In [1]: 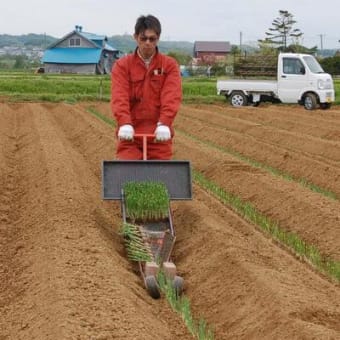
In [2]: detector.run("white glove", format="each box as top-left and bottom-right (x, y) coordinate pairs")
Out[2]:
(154, 124), (171, 141)
(118, 124), (134, 140)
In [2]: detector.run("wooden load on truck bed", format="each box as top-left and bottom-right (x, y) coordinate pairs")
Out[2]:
(233, 54), (277, 77)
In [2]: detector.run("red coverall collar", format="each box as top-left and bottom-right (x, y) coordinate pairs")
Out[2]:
(134, 46), (159, 60)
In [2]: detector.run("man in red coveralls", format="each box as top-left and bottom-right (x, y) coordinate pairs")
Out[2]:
(111, 14), (182, 160)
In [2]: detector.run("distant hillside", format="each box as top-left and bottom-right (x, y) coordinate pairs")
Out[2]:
(0, 33), (194, 55)
(0, 33), (56, 48)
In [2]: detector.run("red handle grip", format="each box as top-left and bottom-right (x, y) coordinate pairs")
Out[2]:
(133, 133), (156, 160)
(134, 133), (155, 138)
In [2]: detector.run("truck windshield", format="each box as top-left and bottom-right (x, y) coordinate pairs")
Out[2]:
(303, 56), (325, 73)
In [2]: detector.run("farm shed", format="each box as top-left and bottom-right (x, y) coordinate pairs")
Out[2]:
(42, 26), (120, 74)
(193, 41), (231, 64)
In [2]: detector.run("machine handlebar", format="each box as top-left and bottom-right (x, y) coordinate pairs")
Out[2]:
(133, 133), (156, 160)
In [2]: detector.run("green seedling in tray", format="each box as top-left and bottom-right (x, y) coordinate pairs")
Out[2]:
(123, 181), (169, 222)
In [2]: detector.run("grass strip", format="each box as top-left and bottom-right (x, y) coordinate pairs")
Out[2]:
(178, 128), (338, 201)
(158, 271), (215, 340)
(87, 107), (116, 127)
(1, 72), (340, 104)
(193, 170), (340, 283)
(0, 73), (221, 104)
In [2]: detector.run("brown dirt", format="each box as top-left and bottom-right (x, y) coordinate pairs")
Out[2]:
(0, 103), (192, 340)
(1, 102), (339, 340)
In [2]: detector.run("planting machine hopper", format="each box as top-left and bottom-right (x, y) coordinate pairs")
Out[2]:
(102, 134), (192, 298)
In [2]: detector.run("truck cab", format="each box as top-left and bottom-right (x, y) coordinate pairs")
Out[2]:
(277, 53), (334, 109)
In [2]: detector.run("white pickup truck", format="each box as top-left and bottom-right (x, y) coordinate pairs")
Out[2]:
(217, 53), (335, 110)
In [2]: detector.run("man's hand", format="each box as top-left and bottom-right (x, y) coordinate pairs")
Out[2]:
(118, 124), (134, 140)
(154, 124), (171, 141)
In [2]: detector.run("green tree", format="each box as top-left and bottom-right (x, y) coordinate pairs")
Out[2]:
(231, 45), (240, 55)
(319, 56), (340, 75)
(167, 50), (192, 65)
(259, 10), (303, 51)
(285, 44), (317, 54)
(13, 55), (27, 69)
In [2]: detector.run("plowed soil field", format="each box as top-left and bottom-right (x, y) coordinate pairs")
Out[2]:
(0, 101), (339, 340)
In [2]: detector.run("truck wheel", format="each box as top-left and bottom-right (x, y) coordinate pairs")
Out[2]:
(320, 103), (331, 110)
(304, 93), (317, 110)
(230, 91), (248, 107)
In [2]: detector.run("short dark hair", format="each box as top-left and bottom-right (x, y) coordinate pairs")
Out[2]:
(134, 15), (161, 36)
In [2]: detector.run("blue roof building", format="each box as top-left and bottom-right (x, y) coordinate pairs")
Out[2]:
(42, 25), (120, 74)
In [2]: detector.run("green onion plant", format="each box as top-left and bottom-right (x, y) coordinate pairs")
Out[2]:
(119, 222), (152, 262)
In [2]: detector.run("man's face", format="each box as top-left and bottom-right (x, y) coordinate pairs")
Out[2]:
(134, 29), (159, 59)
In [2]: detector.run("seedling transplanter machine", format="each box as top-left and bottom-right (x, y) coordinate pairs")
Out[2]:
(102, 134), (192, 299)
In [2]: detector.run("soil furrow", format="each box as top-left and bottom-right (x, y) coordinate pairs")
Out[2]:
(175, 115), (340, 197)
(184, 104), (340, 142)
(179, 108), (340, 164)
(1, 103), (69, 339)
(0, 105), (25, 338)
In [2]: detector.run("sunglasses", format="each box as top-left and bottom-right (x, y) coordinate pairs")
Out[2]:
(139, 35), (158, 42)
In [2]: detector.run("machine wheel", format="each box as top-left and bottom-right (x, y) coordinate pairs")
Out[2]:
(145, 275), (161, 299)
(172, 275), (184, 297)
(229, 91), (248, 107)
(304, 93), (318, 110)
(320, 102), (331, 110)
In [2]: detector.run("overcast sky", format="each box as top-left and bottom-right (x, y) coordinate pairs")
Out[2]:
(1, 0), (339, 49)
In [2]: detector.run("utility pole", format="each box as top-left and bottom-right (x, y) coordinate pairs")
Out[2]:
(319, 34), (324, 54)
(239, 31), (242, 53)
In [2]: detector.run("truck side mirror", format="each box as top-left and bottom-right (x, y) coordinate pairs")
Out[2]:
(300, 66), (305, 75)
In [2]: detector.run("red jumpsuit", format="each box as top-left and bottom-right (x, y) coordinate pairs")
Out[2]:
(111, 49), (182, 160)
